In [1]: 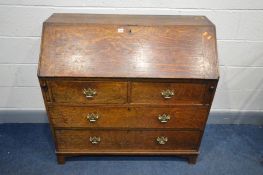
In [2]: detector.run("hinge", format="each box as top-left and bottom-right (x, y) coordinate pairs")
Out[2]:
(40, 80), (51, 102)
(40, 81), (48, 92)
(209, 85), (215, 92)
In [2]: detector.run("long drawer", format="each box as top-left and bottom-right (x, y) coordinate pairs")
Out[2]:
(55, 129), (201, 152)
(49, 106), (208, 129)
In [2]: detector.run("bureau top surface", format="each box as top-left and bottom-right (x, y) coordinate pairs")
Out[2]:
(45, 13), (214, 26)
(38, 14), (219, 79)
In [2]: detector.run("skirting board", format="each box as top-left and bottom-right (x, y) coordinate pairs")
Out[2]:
(0, 110), (262, 125)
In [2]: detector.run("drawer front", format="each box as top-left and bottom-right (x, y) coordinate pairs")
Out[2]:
(55, 130), (201, 151)
(131, 82), (206, 104)
(48, 81), (128, 104)
(49, 106), (208, 129)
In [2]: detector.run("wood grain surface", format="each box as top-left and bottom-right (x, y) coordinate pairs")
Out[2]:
(55, 129), (201, 151)
(38, 14), (219, 79)
(131, 82), (207, 105)
(38, 14), (219, 164)
(46, 14), (214, 26)
(49, 106), (208, 129)
(48, 80), (128, 104)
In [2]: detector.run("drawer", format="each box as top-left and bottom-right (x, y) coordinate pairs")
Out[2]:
(55, 129), (201, 152)
(49, 106), (208, 129)
(131, 82), (206, 104)
(48, 81), (128, 104)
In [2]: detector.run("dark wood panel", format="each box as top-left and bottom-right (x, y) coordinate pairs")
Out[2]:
(48, 80), (128, 104)
(49, 106), (208, 129)
(38, 19), (218, 79)
(46, 14), (214, 26)
(55, 129), (201, 152)
(131, 82), (206, 104)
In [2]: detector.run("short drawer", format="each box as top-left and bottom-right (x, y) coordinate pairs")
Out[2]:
(48, 81), (128, 104)
(131, 82), (207, 104)
(55, 129), (201, 152)
(49, 106), (208, 129)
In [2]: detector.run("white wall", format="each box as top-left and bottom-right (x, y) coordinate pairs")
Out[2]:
(0, 1), (263, 113)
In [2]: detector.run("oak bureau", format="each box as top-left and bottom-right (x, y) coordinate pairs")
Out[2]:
(38, 14), (219, 164)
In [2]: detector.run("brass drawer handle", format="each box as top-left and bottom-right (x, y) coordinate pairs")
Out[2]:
(161, 89), (174, 99)
(87, 113), (99, 123)
(156, 136), (168, 145)
(89, 136), (101, 144)
(158, 114), (170, 123)
(83, 88), (96, 98)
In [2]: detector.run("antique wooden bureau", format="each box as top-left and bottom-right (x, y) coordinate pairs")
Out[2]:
(38, 14), (219, 164)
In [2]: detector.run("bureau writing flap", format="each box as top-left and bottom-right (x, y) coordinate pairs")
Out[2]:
(38, 14), (219, 79)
